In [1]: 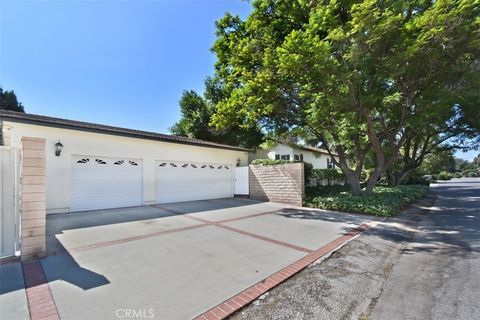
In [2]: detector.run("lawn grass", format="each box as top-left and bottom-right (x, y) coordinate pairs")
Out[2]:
(304, 185), (430, 217)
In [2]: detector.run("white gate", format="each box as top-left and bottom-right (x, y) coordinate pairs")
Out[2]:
(0, 147), (20, 257)
(234, 166), (249, 195)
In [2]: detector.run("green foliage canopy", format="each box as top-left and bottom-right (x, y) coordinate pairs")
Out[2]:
(210, 0), (479, 194)
(170, 78), (263, 149)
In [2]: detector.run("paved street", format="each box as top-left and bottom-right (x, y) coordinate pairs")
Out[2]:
(370, 178), (480, 319)
(232, 178), (480, 320)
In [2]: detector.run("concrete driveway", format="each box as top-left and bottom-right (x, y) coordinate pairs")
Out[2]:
(2, 198), (374, 320)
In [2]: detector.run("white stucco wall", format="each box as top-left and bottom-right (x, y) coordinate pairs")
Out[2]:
(250, 144), (293, 162)
(267, 144), (294, 160)
(4, 121), (248, 214)
(301, 150), (330, 168)
(251, 143), (339, 169)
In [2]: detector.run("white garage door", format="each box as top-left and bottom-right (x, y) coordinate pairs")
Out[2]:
(156, 160), (234, 203)
(71, 156), (143, 212)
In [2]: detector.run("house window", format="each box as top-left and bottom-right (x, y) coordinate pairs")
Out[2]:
(281, 154), (290, 161)
(294, 154), (304, 162)
(327, 158), (335, 169)
(275, 154), (281, 160)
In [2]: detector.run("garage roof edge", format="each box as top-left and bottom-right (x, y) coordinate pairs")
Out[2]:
(0, 110), (251, 152)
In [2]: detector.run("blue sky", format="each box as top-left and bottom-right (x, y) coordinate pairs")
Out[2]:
(0, 0), (476, 161)
(1, 0), (251, 133)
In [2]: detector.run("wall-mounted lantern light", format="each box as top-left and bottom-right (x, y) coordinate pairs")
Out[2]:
(54, 141), (63, 157)
(236, 158), (241, 167)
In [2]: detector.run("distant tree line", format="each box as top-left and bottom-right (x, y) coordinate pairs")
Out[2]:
(1, 88), (25, 112)
(1, 87), (25, 145)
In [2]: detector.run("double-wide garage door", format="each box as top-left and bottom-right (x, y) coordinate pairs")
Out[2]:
(71, 156), (143, 212)
(155, 160), (234, 203)
(71, 156), (234, 211)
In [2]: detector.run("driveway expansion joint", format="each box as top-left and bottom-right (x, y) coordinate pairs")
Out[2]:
(179, 211), (313, 253)
(194, 222), (372, 320)
(46, 222), (209, 257)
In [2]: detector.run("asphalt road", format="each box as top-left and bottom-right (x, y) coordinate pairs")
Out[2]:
(370, 178), (480, 320)
(230, 178), (479, 320)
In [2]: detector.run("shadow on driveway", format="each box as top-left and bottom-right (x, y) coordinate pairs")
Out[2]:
(41, 253), (110, 291)
(41, 198), (266, 291)
(366, 182), (480, 259)
(46, 198), (260, 254)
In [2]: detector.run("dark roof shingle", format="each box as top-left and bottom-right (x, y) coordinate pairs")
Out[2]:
(0, 110), (250, 152)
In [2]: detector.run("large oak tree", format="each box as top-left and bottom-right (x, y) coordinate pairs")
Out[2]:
(210, 0), (479, 194)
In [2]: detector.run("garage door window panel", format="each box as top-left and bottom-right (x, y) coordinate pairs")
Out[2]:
(155, 160), (233, 203)
(71, 156), (143, 212)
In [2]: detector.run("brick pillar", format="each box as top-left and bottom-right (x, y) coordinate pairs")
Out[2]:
(20, 137), (46, 261)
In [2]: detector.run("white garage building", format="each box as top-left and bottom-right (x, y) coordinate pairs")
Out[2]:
(1, 110), (249, 214)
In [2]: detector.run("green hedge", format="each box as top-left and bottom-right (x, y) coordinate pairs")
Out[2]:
(312, 168), (344, 181)
(434, 171), (453, 180)
(306, 185), (351, 197)
(401, 172), (431, 186)
(304, 185), (429, 217)
(463, 169), (480, 177)
(251, 159), (291, 165)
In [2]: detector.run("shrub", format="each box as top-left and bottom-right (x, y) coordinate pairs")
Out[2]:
(306, 185), (350, 197)
(435, 171), (453, 180)
(312, 168), (344, 181)
(304, 185), (429, 217)
(303, 162), (314, 185)
(401, 172), (430, 186)
(463, 169), (480, 177)
(251, 159), (290, 166)
(310, 168), (345, 186)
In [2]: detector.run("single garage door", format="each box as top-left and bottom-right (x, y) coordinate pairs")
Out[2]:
(71, 155), (143, 212)
(156, 160), (233, 203)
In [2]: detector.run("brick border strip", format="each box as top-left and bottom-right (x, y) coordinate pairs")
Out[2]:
(183, 213), (313, 253)
(215, 210), (281, 224)
(47, 222), (209, 257)
(194, 223), (370, 320)
(22, 261), (60, 320)
(153, 204), (281, 224)
(0, 255), (20, 265)
(155, 205), (313, 253)
(44, 207), (290, 257)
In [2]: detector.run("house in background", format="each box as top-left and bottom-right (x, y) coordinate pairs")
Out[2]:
(251, 142), (339, 169)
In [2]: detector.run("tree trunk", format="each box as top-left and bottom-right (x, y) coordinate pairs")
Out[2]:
(386, 169), (397, 187)
(344, 171), (362, 195)
(364, 168), (383, 195)
(395, 168), (415, 186)
(388, 165), (418, 187)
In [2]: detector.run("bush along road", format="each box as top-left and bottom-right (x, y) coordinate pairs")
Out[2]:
(230, 178), (480, 320)
(304, 184), (430, 216)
